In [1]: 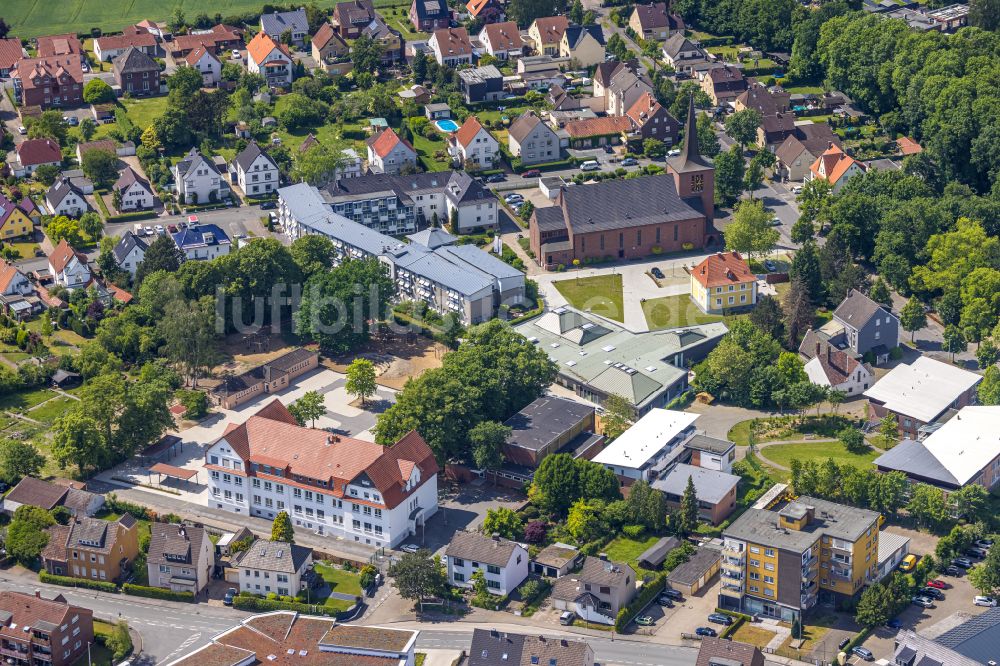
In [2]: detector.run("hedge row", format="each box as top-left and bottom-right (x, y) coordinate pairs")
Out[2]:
(106, 210), (159, 223)
(122, 583), (194, 602)
(512, 158), (578, 174)
(39, 572), (118, 593)
(232, 595), (342, 616)
(614, 572), (666, 632)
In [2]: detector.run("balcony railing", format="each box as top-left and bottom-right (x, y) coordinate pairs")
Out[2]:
(722, 582), (743, 593)
(723, 556), (744, 567)
(801, 592), (818, 609)
(722, 569), (743, 581)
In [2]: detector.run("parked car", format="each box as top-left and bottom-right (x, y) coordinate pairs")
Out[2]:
(791, 185), (803, 194)
(966, 547), (988, 558)
(974, 596), (997, 607)
(838, 637), (851, 650)
(144, 226), (154, 236)
(667, 148), (681, 157)
(63, 115), (79, 126)
(911, 596), (934, 608)
(651, 267), (665, 279)
(851, 646), (874, 661)
(922, 587), (944, 600)
(635, 616), (654, 626)
(487, 173), (506, 182)
(899, 554), (919, 572)
(232, 49), (242, 59)
(927, 579), (947, 589)
(260, 200), (277, 210)
(976, 539), (994, 548)
(695, 627), (717, 637)
(764, 259), (777, 272)
(522, 169), (541, 178)
(400, 543), (420, 553)
(504, 193), (523, 203)
(155, 224), (165, 235)
(945, 565), (964, 576)
(661, 589), (683, 600)
(17, 126), (26, 135)
(770, 216), (782, 226)
(952, 557), (974, 568)
(167, 224), (178, 233)
(708, 613), (733, 626)
(580, 160), (601, 171)
(603, 145), (614, 154)
(886, 618), (903, 629)
(559, 611), (575, 625)
(656, 595), (674, 607)
(621, 157), (639, 166)
(223, 588), (237, 606)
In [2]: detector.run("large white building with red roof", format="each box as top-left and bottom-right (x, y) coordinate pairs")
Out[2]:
(204, 399), (439, 548)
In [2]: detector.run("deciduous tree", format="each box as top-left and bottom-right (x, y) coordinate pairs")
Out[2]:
(345, 358), (377, 407)
(469, 420), (509, 477)
(271, 510), (295, 542)
(725, 199), (779, 261)
(724, 109), (762, 151)
(0, 439), (45, 485)
(290, 390), (326, 428)
(899, 298), (927, 342)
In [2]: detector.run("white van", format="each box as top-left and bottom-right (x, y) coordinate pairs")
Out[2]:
(580, 160), (600, 171)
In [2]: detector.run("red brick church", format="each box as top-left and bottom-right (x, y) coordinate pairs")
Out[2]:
(529, 95), (715, 269)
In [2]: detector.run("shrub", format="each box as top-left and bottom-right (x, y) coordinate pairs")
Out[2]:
(523, 520), (548, 543)
(122, 584), (194, 602)
(622, 525), (645, 539)
(233, 595), (348, 617)
(39, 572), (117, 592)
(105, 494), (151, 521)
(615, 572), (666, 632)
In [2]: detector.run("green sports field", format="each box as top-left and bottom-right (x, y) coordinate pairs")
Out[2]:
(6, 0), (407, 39)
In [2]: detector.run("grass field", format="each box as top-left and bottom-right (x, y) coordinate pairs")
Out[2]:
(761, 440), (880, 471)
(641, 293), (747, 330)
(731, 622), (777, 648)
(552, 274), (624, 322)
(604, 534), (661, 575)
(0, 387), (57, 412)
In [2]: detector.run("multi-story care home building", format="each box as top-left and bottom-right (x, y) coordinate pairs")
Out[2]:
(0, 591), (94, 666)
(204, 399), (439, 549)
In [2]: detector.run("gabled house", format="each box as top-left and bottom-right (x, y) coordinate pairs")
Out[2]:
(366, 127), (417, 175)
(112, 47), (161, 97)
(410, 0), (451, 33)
(479, 22), (523, 60)
(13, 138), (61, 176)
(0, 194), (36, 239)
(112, 230), (148, 276)
(311, 23), (351, 74)
(247, 32), (293, 88)
(11, 55), (83, 108)
(551, 556), (636, 625)
(2, 476), (103, 517)
(94, 25), (157, 62)
(561, 115), (631, 149)
(689, 251), (756, 314)
(230, 141), (280, 197)
(429, 27), (473, 66)
(807, 143), (866, 193)
(466, 0), (505, 24)
(468, 630), (594, 666)
(603, 65), (654, 117)
(332, 0), (377, 39)
(624, 92), (679, 146)
(183, 46), (222, 87)
(0, 591), (94, 666)
(449, 116), (499, 170)
(165, 25), (243, 62)
(802, 338), (874, 396)
(560, 24), (605, 68)
(146, 523), (214, 594)
(172, 223), (232, 261)
(529, 16), (569, 56)
(42, 514), (140, 583)
(233, 539), (313, 596)
(458, 65), (504, 103)
(628, 2), (683, 41)
(48, 239), (91, 290)
(445, 531), (529, 596)
(829, 289), (900, 363)
(45, 178), (90, 218)
(0, 260), (37, 320)
(0, 261), (32, 297)
(0, 38), (25, 78)
(774, 124), (841, 182)
(113, 166), (156, 211)
(699, 64), (746, 106)
(661, 33), (708, 73)
(209, 348), (319, 409)
(734, 82), (793, 147)
(361, 17), (404, 65)
(172, 148), (227, 205)
(696, 638), (765, 666)
(260, 8), (309, 46)
(36, 33), (84, 62)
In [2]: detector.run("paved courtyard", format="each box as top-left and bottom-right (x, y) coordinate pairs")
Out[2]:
(94, 367), (396, 506)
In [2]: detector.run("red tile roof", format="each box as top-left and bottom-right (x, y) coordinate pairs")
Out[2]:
(217, 399), (438, 510)
(16, 138), (62, 167)
(12, 56), (83, 98)
(95, 27), (156, 53)
(185, 45), (219, 66)
(0, 591), (80, 641)
(48, 239), (87, 275)
(36, 33), (82, 57)
(482, 22), (523, 51)
(432, 27), (472, 55)
(0, 260), (26, 293)
(896, 136), (922, 155)
(809, 143), (865, 185)
(532, 16), (569, 43)
(0, 38), (24, 71)
(365, 127), (414, 159)
(247, 31), (290, 66)
(562, 115), (631, 138)
(169, 25), (242, 55)
(691, 251), (755, 289)
(624, 92), (662, 128)
(454, 115), (487, 147)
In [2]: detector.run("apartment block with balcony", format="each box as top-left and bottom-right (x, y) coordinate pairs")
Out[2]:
(0, 591), (94, 666)
(719, 496), (881, 623)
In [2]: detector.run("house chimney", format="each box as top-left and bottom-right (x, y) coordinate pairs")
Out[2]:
(827, 344), (832, 365)
(598, 552), (608, 561)
(815, 342), (820, 358)
(34, 590), (41, 598)
(492, 532), (500, 545)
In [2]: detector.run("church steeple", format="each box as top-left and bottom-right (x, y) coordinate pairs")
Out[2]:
(669, 94), (712, 172)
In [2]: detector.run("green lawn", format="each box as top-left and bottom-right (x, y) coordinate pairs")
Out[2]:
(552, 274), (624, 322)
(0, 387), (57, 412)
(27, 396), (76, 425)
(411, 132), (452, 172)
(761, 440), (880, 471)
(641, 293), (748, 330)
(306, 562), (363, 609)
(604, 534), (662, 575)
(1, 241), (41, 259)
(6, 0), (347, 39)
(783, 84), (826, 95)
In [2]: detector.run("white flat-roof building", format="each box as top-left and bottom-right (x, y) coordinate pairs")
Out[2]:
(592, 409), (698, 481)
(864, 356), (982, 439)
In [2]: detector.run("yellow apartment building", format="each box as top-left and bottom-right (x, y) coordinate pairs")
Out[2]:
(718, 496), (880, 623)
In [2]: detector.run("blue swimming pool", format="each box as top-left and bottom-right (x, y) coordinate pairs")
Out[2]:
(435, 119), (460, 132)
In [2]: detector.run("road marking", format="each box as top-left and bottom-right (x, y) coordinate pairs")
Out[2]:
(157, 632), (202, 665)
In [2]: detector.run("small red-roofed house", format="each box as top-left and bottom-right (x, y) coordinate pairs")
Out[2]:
(689, 251), (757, 314)
(448, 116), (499, 170)
(365, 127), (416, 174)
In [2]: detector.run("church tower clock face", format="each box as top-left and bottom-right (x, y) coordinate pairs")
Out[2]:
(691, 174), (704, 193)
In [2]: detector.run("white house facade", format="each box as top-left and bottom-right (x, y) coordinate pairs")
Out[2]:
(172, 149), (226, 205)
(204, 399), (440, 549)
(445, 532), (529, 596)
(231, 142), (280, 197)
(234, 539), (313, 597)
(112, 231), (148, 276)
(113, 167), (155, 211)
(48, 240), (91, 290)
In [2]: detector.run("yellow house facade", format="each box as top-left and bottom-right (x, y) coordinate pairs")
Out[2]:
(689, 251), (757, 314)
(0, 197), (35, 240)
(719, 496), (881, 623)
(559, 25), (606, 68)
(529, 16), (568, 56)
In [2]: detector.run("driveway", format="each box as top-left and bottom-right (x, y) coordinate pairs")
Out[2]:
(409, 482), (527, 556)
(652, 578), (724, 643)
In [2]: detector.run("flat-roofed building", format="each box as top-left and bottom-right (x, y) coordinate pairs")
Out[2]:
(593, 409), (698, 482)
(501, 395), (602, 471)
